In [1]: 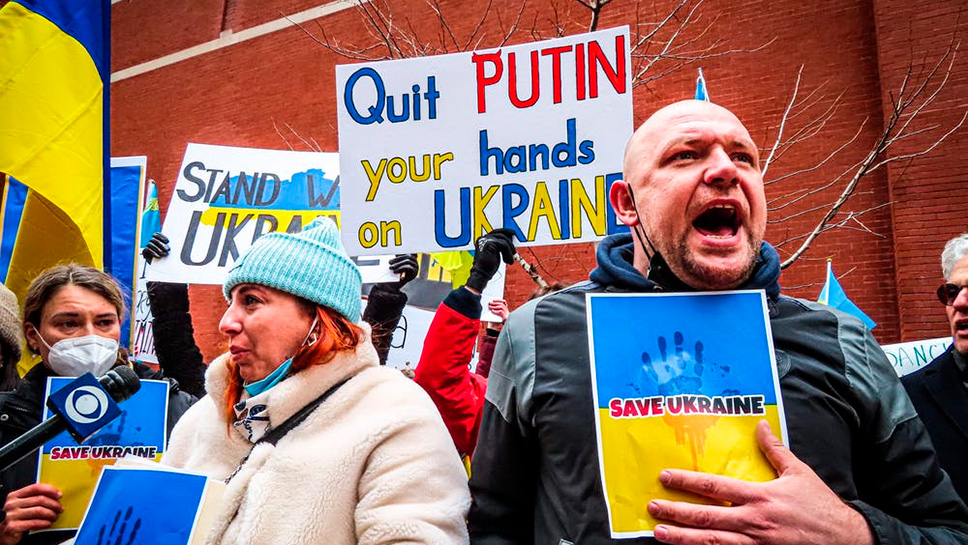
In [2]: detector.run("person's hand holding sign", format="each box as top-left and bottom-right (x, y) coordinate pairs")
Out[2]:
(0, 483), (62, 545)
(388, 254), (419, 290)
(140, 232), (170, 264)
(466, 228), (516, 294)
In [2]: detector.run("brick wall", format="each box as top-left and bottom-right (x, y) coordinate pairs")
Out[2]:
(110, 0), (967, 360)
(872, 0), (968, 341)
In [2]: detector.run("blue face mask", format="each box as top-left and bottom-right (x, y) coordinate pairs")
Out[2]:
(244, 358), (293, 397)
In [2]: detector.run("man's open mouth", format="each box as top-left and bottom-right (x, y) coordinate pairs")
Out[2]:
(693, 204), (740, 238)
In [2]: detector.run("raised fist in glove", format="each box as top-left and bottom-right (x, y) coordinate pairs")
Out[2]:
(141, 232), (170, 263)
(466, 228), (516, 292)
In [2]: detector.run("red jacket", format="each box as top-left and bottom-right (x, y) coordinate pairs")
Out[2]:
(415, 287), (489, 456)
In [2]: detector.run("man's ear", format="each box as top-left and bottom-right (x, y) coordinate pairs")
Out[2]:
(609, 180), (639, 226)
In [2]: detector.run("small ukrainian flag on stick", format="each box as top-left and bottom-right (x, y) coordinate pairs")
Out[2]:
(818, 259), (876, 330)
(695, 68), (710, 101)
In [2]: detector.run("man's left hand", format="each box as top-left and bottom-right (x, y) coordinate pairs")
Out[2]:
(648, 420), (874, 545)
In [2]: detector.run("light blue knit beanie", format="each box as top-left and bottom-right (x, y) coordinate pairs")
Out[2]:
(223, 217), (362, 322)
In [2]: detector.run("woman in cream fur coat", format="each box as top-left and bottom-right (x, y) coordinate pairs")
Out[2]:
(163, 218), (469, 545)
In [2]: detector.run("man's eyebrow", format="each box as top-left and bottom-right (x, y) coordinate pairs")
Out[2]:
(50, 310), (118, 320)
(729, 139), (757, 150)
(656, 136), (705, 154)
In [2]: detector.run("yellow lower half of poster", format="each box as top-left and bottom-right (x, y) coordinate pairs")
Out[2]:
(38, 453), (163, 530)
(598, 407), (783, 535)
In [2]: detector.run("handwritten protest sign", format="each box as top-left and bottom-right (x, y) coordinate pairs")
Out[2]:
(880, 336), (951, 376)
(131, 175), (159, 364)
(586, 291), (787, 538)
(336, 27), (633, 255)
(36, 378), (169, 532)
(146, 143), (395, 285)
(109, 156), (149, 353)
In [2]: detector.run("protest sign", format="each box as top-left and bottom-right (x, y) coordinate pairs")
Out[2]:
(586, 291), (787, 538)
(131, 177), (159, 364)
(74, 465), (223, 545)
(108, 156), (148, 351)
(369, 254), (506, 370)
(880, 336), (952, 376)
(335, 27), (633, 255)
(35, 378), (169, 532)
(146, 143), (395, 285)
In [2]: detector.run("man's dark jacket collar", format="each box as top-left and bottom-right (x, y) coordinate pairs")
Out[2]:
(590, 233), (782, 301)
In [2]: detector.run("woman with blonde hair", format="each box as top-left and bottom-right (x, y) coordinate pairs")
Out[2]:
(163, 217), (469, 544)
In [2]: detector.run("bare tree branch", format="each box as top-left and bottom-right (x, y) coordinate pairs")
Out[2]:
(763, 42), (963, 269)
(762, 65), (803, 179)
(287, 0), (526, 61)
(271, 118), (295, 151)
(571, 0), (616, 32)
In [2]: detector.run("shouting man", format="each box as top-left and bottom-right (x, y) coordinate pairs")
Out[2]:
(468, 100), (968, 544)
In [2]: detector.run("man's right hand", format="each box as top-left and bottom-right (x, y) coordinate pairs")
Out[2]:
(466, 228), (516, 293)
(0, 483), (63, 545)
(141, 232), (170, 263)
(647, 421), (875, 545)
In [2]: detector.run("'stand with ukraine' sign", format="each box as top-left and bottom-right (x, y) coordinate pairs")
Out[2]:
(586, 291), (787, 538)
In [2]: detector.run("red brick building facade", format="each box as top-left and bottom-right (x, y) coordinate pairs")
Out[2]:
(109, 0), (966, 361)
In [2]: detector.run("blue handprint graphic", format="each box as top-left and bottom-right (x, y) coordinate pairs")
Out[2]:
(97, 506), (141, 545)
(639, 331), (731, 397)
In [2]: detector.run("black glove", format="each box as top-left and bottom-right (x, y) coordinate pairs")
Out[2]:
(388, 254), (418, 289)
(466, 228), (516, 292)
(141, 232), (170, 263)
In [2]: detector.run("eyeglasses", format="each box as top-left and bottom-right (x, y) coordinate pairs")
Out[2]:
(936, 282), (968, 306)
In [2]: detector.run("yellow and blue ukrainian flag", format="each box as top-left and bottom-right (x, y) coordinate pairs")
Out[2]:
(0, 0), (110, 373)
(818, 259), (877, 330)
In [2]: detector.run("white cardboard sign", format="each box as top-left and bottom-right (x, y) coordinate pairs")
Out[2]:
(335, 27), (634, 255)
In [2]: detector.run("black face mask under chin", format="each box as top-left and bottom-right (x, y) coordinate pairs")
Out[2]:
(624, 182), (662, 269)
(645, 252), (699, 293)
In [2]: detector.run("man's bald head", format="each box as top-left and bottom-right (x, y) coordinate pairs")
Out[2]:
(623, 100), (755, 183)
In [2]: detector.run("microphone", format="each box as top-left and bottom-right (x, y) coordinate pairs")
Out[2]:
(0, 367), (141, 471)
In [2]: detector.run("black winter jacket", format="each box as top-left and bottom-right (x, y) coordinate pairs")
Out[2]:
(901, 346), (968, 502)
(468, 233), (968, 545)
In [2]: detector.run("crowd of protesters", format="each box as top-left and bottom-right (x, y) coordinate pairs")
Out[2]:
(0, 100), (965, 544)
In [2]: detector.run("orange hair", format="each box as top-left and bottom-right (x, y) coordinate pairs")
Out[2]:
(223, 305), (363, 427)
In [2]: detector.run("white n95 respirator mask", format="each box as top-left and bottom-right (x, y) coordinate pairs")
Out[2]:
(37, 332), (119, 377)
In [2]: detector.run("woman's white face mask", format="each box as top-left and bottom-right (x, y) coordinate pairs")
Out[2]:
(35, 330), (118, 377)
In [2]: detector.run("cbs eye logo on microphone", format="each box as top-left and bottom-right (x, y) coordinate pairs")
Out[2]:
(47, 373), (122, 443)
